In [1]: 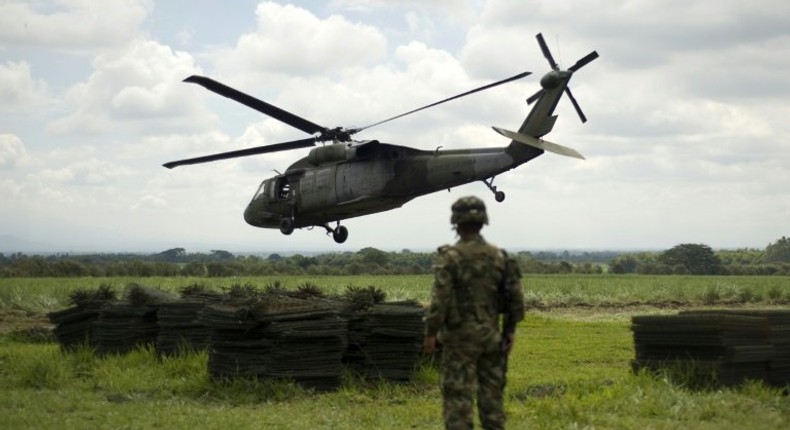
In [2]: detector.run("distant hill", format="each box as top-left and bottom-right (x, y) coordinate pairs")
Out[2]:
(0, 235), (51, 254)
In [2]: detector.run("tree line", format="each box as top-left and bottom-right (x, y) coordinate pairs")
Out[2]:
(1, 237), (789, 278)
(609, 240), (790, 275)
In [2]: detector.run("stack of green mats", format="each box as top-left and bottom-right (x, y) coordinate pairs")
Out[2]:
(47, 304), (103, 351)
(47, 287), (117, 351)
(680, 310), (790, 387)
(94, 302), (159, 355)
(257, 307), (348, 391)
(344, 301), (424, 381)
(90, 285), (177, 356)
(632, 313), (773, 386)
(156, 299), (213, 356)
(201, 297), (350, 392)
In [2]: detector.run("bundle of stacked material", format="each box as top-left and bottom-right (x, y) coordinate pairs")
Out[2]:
(155, 284), (224, 356)
(94, 303), (159, 355)
(155, 299), (213, 356)
(47, 286), (117, 351)
(345, 301), (425, 381)
(202, 295), (350, 391)
(632, 313), (774, 386)
(256, 301), (349, 391)
(680, 309), (790, 387)
(93, 285), (175, 355)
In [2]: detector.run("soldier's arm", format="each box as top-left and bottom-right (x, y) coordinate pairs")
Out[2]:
(506, 256), (525, 328)
(424, 248), (454, 338)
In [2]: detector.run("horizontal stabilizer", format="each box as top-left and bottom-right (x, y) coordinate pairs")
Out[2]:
(492, 126), (585, 160)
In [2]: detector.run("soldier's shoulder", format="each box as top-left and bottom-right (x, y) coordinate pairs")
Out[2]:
(436, 244), (461, 263)
(436, 244), (452, 254)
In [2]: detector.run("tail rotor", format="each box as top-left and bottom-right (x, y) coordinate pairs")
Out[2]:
(527, 33), (598, 123)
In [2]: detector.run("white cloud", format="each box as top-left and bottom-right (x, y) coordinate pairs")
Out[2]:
(37, 158), (134, 186)
(0, 134), (30, 168)
(213, 2), (387, 83)
(0, 62), (49, 112)
(0, 178), (24, 198)
(331, 0), (477, 18)
(132, 194), (168, 211)
(0, 0), (151, 49)
(47, 38), (212, 136)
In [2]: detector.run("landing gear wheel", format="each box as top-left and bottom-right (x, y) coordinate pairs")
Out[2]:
(279, 218), (294, 235)
(483, 177), (506, 203)
(332, 226), (349, 244)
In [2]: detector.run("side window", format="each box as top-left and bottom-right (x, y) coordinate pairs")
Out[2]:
(276, 177), (291, 200)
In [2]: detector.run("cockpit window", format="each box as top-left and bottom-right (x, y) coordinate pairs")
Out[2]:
(253, 180), (268, 200)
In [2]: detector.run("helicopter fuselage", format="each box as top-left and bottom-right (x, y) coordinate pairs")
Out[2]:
(243, 140), (539, 230)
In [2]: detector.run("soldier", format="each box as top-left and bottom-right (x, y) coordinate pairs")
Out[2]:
(423, 196), (525, 430)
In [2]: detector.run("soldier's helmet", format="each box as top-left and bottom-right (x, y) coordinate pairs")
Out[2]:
(450, 196), (488, 225)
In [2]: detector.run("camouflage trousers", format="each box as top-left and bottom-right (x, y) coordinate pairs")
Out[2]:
(440, 341), (506, 430)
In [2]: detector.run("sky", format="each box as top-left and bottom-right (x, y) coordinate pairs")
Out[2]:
(1, 0), (789, 254)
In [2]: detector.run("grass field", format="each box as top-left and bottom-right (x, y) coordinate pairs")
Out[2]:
(1, 275), (789, 429)
(2, 274), (789, 313)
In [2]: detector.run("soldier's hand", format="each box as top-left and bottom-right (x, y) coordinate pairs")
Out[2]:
(503, 332), (516, 354)
(423, 336), (438, 354)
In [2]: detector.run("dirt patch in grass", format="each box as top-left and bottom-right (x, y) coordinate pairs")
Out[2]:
(0, 309), (53, 334)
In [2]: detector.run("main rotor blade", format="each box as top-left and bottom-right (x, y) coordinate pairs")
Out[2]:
(184, 75), (328, 135)
(536, 33), (558, 70)
(564, 87), (587, 123)
(568, 51), (599, 72)
(355, 71), (531, 132)
(162, 137), (317, 169)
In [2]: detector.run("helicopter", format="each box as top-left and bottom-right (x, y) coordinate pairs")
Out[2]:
(164, 33), (598, 244)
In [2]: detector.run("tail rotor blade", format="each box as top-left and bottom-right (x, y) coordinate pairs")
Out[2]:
(536, 33), (558, 70)
(568, 51), (599, 72)
(564, 87), (587, 123)
(526, 89), (543, 105)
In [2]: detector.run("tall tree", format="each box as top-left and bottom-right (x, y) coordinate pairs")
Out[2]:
(659, 243), (722, 275)
(763, 236), (790, 263)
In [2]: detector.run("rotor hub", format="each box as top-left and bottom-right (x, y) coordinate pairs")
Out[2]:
(540, 71), (564, 90)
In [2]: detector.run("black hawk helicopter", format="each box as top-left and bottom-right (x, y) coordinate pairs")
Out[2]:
(164, 33), (598, 243)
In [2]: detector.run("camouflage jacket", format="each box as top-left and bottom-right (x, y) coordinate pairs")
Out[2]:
(424, 233), (525, 348)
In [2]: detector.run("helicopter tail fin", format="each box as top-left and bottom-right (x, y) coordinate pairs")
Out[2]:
(494, 126), (584, 160)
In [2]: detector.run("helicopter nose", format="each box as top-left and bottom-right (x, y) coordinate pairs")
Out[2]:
(244, 201), (277, 227)
(243, 205), (258, 226)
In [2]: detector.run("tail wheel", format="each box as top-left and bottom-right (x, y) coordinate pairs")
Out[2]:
(495, 191), (506, 202)
(279, 217), (294, 235)
(332, 226), (348, 243)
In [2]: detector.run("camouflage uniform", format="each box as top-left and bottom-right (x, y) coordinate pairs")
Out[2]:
(424, 196), (525, 430)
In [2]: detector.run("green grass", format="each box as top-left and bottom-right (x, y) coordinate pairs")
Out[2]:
(1, 275), (788, 313)
(0, 275), (432, 313)
(2, 312), (789, 429)
(1, 275), (789, 428)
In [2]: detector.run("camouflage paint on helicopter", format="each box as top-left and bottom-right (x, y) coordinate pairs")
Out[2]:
(165, 33), (598, 243)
